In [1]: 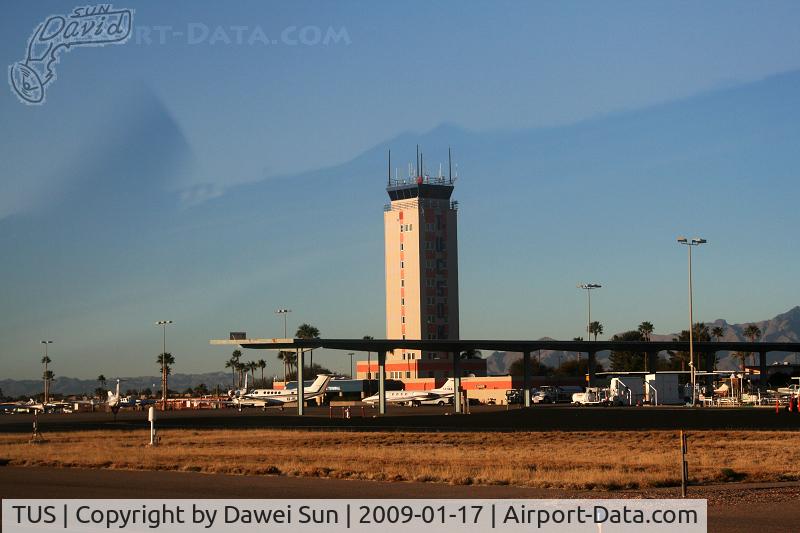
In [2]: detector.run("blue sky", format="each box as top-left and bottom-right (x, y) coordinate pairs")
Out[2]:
(1, 1), (800, 380)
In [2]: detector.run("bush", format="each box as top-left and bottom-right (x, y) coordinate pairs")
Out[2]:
(720, 468), (746, 482)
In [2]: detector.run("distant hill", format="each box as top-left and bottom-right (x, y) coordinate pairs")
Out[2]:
(0, 371), (232, 399)
(487, 306), (800, 375)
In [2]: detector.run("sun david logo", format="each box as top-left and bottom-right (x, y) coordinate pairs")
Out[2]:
(9, 4), (134, 105)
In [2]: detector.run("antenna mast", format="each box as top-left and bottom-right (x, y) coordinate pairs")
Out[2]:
(388, 149), (391, 186)
(416, 144), (420, 178)
(448, 146), (452, 184)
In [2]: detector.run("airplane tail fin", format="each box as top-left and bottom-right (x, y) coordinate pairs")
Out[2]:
(306, 374), (332, 394)
(436, 378), (455, 392)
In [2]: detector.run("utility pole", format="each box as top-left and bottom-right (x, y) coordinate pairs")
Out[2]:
(275, 309), (292, 338)
(678, 237), (707, 406)
(577, 283), (601, 340)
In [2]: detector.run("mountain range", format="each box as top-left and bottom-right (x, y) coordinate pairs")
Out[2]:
(486, 306), (800, 375)
(0, 372), (234, 399)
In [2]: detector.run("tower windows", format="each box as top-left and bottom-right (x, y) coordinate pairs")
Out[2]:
(436, 280), (447, 296)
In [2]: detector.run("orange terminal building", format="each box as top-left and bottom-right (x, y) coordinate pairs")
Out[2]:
(356, 148), (487, 385)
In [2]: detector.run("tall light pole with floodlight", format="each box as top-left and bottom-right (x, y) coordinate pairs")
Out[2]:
(677, 236), (707, 406)
(348, 352), (355, 378)
(40, 340), (53, 403)
(577, 283), (602, 341)
(275, 309), (292, 338)
(155, 320), (173, 410)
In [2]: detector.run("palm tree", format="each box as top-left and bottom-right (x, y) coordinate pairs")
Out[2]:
(247, 361), (257, 383)
(284, 351), (297, 379)
(743, 324), (762, 366)
(277, 351), (292, 382)
(296, 323), (320, 371)
(460, 349), (482, 359)
(230, 349), (242, 387)
(734, 351), (748, 372)
(42, 370), (55, 400)
(156, 352), (175, 408)
(711, 326), (726, 342)
(571, 337), (583, 364)
(638, 321), (654, 342)
(224, 358), (237, 388)
(635, 322), (655, 370)
(257, 359), (266, 385)
(589, 321), (603, 341)
(743, 324), (762, 343)
(234, 361), (246, 387)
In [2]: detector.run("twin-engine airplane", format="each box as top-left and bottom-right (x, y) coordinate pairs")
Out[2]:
(232, 374), (332, 410)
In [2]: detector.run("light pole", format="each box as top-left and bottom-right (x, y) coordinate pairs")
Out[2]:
(577, 283), (601, 341)
(677, 236), (707, 406)
(40, 340), (53, 403)
(275, 309), (292, 338)
(348, 353), (355, 379)
(155, 320), (173, 410)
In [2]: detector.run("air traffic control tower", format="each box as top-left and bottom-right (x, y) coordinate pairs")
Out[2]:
(379, 148), (486, 381)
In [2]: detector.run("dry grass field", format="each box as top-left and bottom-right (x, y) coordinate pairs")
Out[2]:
(2, 429), (799, 490)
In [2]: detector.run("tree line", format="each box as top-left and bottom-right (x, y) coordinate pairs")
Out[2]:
(507, 320), (766, 376)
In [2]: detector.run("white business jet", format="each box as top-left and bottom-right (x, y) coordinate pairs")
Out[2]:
(362, 378), (455, 406)
(233, 374), (332, 410)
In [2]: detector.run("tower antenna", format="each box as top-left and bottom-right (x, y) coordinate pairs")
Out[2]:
(416, 144), (420, 178)
(448, 146), (452, 184)
(388, 149), (391, 186)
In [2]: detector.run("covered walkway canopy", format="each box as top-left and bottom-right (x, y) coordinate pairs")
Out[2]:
(210, 337), (800, 414)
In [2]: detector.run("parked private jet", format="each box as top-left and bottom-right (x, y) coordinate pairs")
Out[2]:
(106, 379), (135, 413)
(9, 399), (70, 414)
(362, 378), (455, 406)
(233, 374), (332, 410)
